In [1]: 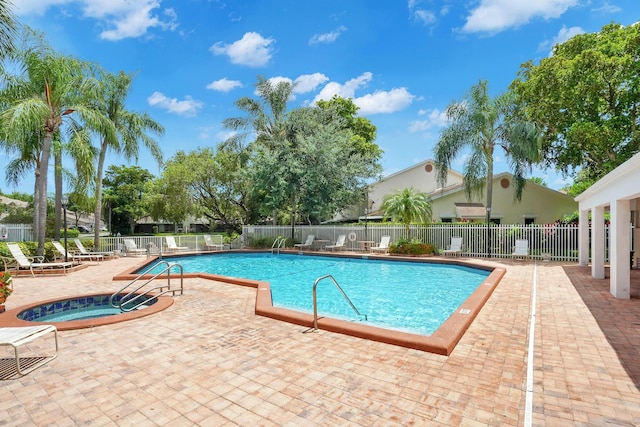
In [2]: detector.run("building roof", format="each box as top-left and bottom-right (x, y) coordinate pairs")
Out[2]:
(454, 202), (486, 218)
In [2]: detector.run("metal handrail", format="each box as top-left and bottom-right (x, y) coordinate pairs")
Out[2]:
(110, 261), (183, 312)
(312, 274), (366, 330)
(271, 236), (286, 254)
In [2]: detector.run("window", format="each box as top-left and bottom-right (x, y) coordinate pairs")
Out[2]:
(440, 218), (452, 223)
(524, 217), (535, 225)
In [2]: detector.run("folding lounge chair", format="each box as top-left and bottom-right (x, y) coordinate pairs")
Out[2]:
(443, 237), (463, 256)
(73, 238), (115, 258)
(0, 325), (58, 376)
(294, 235), (315, 250)
(512, 239), (530, 260)
(6, 243), (73, 276)
(52, 241), (103, 264)
(203, 234), (224, 251)
(165, 236), (189, 252)
(325, 235), (347, 251)
(123, 239), (147, 257)
(371, 236), (391, 253)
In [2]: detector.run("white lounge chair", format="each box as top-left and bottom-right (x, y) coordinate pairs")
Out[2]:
(123, 239), (147, 257)
(512, 239), (530, 259)
(443, 237), (463, 256)
(371, 236), (391, 253)
(165, 236), (189, 252)
(6, 243), (73, 276)
(0, 325), (58, 376)
(294, 235), (315, 250)
(73, 238), (115, 258)
(325, 235), (347, 251)
(52, 241), (103, 264)
(203, 234), (224, 251)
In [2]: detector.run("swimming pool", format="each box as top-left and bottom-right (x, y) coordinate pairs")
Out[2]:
(142, 253), (489, 336)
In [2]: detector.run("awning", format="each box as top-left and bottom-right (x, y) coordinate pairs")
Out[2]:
(454, 203), (487, 218)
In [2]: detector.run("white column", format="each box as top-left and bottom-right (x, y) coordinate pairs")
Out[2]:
(578, 209), (590, 266)
(591, 205), (605, 279)
(610, 199), (631, 299)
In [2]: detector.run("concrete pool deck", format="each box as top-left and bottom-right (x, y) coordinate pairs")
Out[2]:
(1, 254), (639, 425)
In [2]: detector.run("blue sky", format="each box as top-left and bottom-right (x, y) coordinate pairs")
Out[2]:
(3, 0), (639, 195)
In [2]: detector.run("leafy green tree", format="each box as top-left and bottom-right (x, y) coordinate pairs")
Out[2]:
(434, 80), (541, 223)
(0, 28), (110, 254)
(0, 0), (16, 57)
(89, 69), (163, 247)
(528, 177), (547, 186)
(380, 187), (432, 237)
(102, 165), (154, 235)
(510, 23), (640, 181)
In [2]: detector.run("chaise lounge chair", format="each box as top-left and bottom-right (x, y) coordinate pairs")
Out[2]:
(123, 239), (147, 257)
(443, 237), (463, 256)
(73, 238), (115, 258)
(5, 243), (73, 276)
(294, 235), (315, 250)
(165, 236), (189, 252)
(512, 239), (530, 260)
(52, 241), (103, 264)
(371, 236), (391, 253)
(0, 325), (58, 376)
(203, 234), (224, 251)
(325, 235), (347, 251)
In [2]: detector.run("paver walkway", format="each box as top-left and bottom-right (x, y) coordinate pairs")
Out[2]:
(1, 255), (639, 426)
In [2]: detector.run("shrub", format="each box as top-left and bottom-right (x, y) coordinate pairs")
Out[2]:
(389, 238), (436, 256)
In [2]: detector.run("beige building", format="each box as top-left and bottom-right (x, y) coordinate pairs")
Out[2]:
(363, 160), (577, 225)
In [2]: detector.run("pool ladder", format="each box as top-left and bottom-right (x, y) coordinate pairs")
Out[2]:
(110, 261), (184, 312)
(312, 274), (367, 330)
(271, 236), (287, 254)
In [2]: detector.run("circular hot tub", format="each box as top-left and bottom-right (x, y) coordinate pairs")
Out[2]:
(0, 293), (173, 331)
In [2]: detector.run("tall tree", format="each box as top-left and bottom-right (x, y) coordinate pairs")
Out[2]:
(0, 0), (16, 58)
(102, 165), (154, 235)
(0, 28), (110, 254)
(380, 187), (432, 237)
(510, 23), (640, 181)
(89, 69), (163, 248)
(434, 80), (541, 224)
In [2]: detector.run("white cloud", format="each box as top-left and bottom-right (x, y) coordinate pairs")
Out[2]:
(592, 1), (621, 14)
(206, 78), (243, 92)
(309, 25), (347, 45)
(354, 88), (414, 115)
(461, 0), (578, 34)
(15, 0), (178, 40)
(147, 91), (203, 117)
(293, 73), (329, 93)
(313, 72), (373, 103)
(216, 130), (238, 142)
(408, 0), (437, 25)
(539, 25), (585, 55)
(210, 32), (275, 67)
(409, 109), (448, 132)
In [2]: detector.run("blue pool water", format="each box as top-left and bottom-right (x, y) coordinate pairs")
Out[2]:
(145, 253), (489, 335)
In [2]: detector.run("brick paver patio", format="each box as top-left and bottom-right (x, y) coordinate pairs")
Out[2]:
(1, 255), (639, 426)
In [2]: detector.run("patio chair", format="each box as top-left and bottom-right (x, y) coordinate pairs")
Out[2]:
(511, 239), (530, 260)
(0, 325), (58, 376)
(165, 236), (189, 252)
(52, 241), (103, 264)
(371, 236), (391, 253)
(203, 234), (224, 251)
(123, 239), (147, 257)
(294, 235), (315, 250)
(443, 237), (463, 256)
(325, 235), (347, 251)
(73, 238), (115, 258)
(6, 243), (73, 276)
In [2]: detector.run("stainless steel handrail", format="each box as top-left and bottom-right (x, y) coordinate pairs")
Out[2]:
(271, 236), (286, 254)
(110, 261), (183, 312)
(312, 274), (366, 330)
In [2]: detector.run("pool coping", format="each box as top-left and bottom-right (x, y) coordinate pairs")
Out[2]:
(0, 293), (174, 331)
(113, 250), (506, 355)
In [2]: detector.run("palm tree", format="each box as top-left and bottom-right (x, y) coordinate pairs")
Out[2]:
(90, 69), (163, 246)
(0, 0), (16, 58)
(434, 80), (541, 224)
(381, 187), (432, 237)
(0, 28), (110, 255)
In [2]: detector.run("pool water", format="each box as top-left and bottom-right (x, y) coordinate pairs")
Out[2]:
(146, 253), (489, 336)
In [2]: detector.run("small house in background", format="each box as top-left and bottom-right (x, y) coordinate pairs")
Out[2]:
(357, 159), (577, 225)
